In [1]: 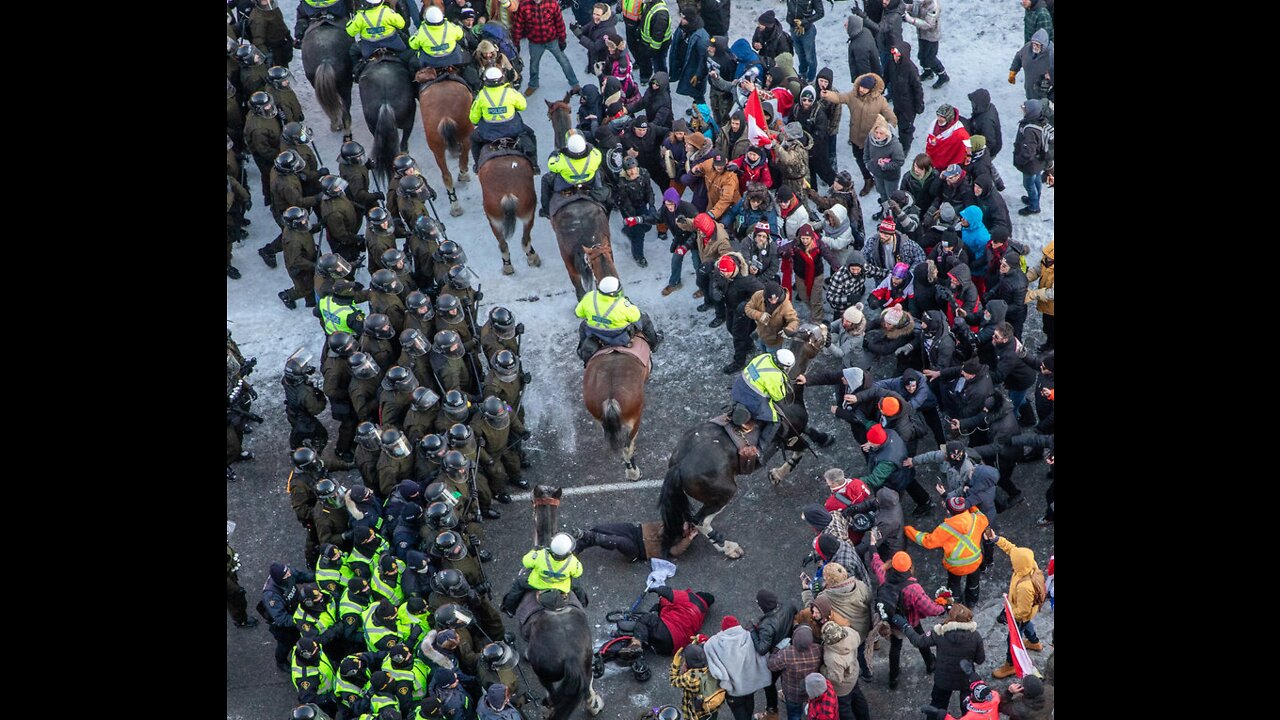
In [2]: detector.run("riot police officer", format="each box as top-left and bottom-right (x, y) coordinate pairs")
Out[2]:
(347, 352), (384, 424)
(284, 351), (330, 454)
(278, 206), (322, 309)
(317, 174), (363, 263)
(376, 428), (415, 499)
(321, 331), (361, 464)
(378, 366), (418, 429)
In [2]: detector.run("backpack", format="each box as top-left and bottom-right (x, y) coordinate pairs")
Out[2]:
(1026, 123), (1054, 164)
(695, 669), (727, 714)
(478, 24), (519, 65)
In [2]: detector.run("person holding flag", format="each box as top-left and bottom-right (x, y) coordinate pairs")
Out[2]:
(983, 527), (1047, 679)
(740, 86), (775, 153)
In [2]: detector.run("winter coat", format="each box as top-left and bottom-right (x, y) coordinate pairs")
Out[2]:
(868, 0), (907, 54)
(925, 117), (970, 175)
(703, 625), (775, 697)
(864, 117), (905, 183)
(700, 0), (732, 37)
(984, 264), (1029, 327)
(1024, 239), (1054, 315)
(658, 588), (711, 652)
(740, 234), (783, 281)
(750, 601), (799, 655)
(872, 486), (906, 558)
(792, 236), (827, 297)
(773, 132), (814, 190)
(510, 0), (567, 45)
(1023, 0), (1054, 43)
(627, 71), (674, 129)
(835, 73), (897, 148)
(935, 362), (994, 419)
(996, 536), (1045, 623)
(866, 231), (925, 276)
(815, 575), (873, 639)
(958, 206), (990, 268)
(694, 157), (742, 219)
(887, 39), (925, 117)
(904, 0), (942, 43)
(669, 15), (710, 99)
(962, 89), (1002, 158)
(745, 287), (801, 348)
(751, 23), (794, 67)
(575, 10), (618, 70)
(869, 551), (947, 626)
(766, 630), (824, 706)
(786, 0), (826, 33)
(819, 622), (862, 695)
(1010, 29), (1054, 99)
(1012, 102), (1051, 175)
(614, 168), (655, 218)
(1002, 685), (1055, 720)
(696, 220), (732, 263)
(715, 115), (752, 161)
(845, 16), (882, 83)
(820, 205), (856, 266)
(901, 620), (986, 692)
(973, 176), (1011, 240)
(901, 168), (940, 213)
(733, 151), (774, 191)
(920, 310), (959, 369)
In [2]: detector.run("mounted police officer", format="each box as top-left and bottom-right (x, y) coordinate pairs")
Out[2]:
(500, 532), (588, 616)
(573, 275), (662, 364)
(539, 130), (609, 218)
(469, 67), (540, 172)
(294, 0), (351, 45)
(345, 0), (410, 70)
(730, 348), (796, 462)
(410, 5), (477, 88)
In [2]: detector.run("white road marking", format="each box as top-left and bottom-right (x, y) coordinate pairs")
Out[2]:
(511, 478), (665, 501)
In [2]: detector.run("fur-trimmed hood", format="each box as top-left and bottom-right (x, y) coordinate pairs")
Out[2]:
(932, 620), (978, 635)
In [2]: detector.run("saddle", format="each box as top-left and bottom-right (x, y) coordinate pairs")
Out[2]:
(588, 334), (653, 378)
(414, 66), (469, 92)
(478, 138), (533, 169)
(709, 407), (762, 475)
(549, 186), (609, 218)
(304, 14), (344, 36)
(515, 588), (583, 640)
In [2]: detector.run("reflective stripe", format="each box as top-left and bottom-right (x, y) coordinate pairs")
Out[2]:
(541, 550), (572, 581)
(418, 23), (452, 54)
(480, 87), (513, 121)
(639, 5), (672, 49)
(937, 520), (983, 566)
(361, 8), (391, 39)
(564, 155), (591, 182)
(620, 0), (642, 21)
(589, 292), (623, 328)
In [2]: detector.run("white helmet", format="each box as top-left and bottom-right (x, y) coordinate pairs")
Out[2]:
(424, 6), (444, 24)
(549, 533), (575, 557)
(565, 133), (588, 156)
(775, 348), (796, 369)
(366, 0), (383, 4)
(483, 67), (504, 84)
(598, 276), (620, 295)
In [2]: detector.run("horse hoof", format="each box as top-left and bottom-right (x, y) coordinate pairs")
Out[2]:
(526, 252), (542, 267)
(502, 261), (515, 276)
(329, 119), (343, 132)
(625, 464), (641, 481)
(450, 204), (464, 217)
(768, 467), (784, 486)
(457, 171), (471, 183)
(588, 694), (605, 715)
(720, 541), (745, 559)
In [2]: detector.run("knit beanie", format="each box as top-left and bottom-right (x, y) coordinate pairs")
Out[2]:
(793, 624), (814, 651)
(969, 135), (987, 152)
(878, 216), (897, 234)
(803, 503), (833, 531)
(1021, 675), (1045, 699)
(824, 562), (849, 584)
(936, 103), (956, 124)
(879, 395), (900, 416)
(486, 684), (508, 709)
(672, 118), (689, 133)
(842, 304), (865, 326)
(758, 10), (777, 25)
(891, 551), (912, 572)
(938, 203), (957, 223)
(721, 615), (740, 631)
(866, 424), (887, 445)
(946, 496), (970, 514)
(805, 673), (828, 699)
(816, 534), (840, 560)
(756, 589), (779, 612)
(858, 75), (878, 89)
(811, 595), (834, 621)
(961, 359), (982, 375)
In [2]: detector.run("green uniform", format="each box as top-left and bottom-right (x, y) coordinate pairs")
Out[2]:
(320, 295), (364, 335)
(371, 560), (407, 606)
(402, 404), (440, 446)
(376, 451), (415, 498)
(282, 226), (319, 302)
(319, 193), (363, 258)
(270, 168), (318, 229)
(479, 324), (519, 365)
(369, 290), (407, 333)
(472, 415), (520, 495)
(481, 374), (528, 436)
(361, 604), (403, 652)
(739, 353), (789, 422)
(364, 225), (399, 275)
(340, 161), (381, 211)
(381, 654), (432, 704)
(548, 147), (603, 185)
(270, 85), (306, 125)
(313, 501), (351, 550)
(349, 371), (382, 424)
(378, 384), (414, 429)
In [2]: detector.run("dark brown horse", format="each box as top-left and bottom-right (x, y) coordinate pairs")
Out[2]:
(478, 151), (542, 275)
(583, 336), (651, 480)
(525, 485), (604, 719)
(546, 93), (615, 299)
(657, 324), (832, 558)
(417, 78), (474, 216)
(300, 17), (353, 132)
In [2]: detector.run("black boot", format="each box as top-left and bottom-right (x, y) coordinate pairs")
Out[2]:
(227, 264), (242, 279)
(258, 244), (278, 268)
(931, 71), (950, 89)
(500, 588), (523, 617)
(919, 68), (937, 82)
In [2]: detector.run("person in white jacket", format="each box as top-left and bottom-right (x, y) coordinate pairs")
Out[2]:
(703, 615), (776, 720)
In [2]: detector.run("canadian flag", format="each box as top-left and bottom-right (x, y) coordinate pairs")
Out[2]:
(743, 88), (773, 149)
(1004, 597), (1041, 679)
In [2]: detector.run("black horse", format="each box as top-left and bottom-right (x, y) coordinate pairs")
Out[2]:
(658, 324), (832, 558)
(300, 17), (353, 132)
(522, 485), (604, 720)
(358, 56), (418, 190)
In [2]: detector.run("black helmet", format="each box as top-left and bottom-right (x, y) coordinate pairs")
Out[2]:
(370, 269), (402, 295)
(292, 705), (319, 720)
(432, 330), (464, 358)
(657, 707), (681, 720)
(446, 422), (472, 448)
(385, 365), (414, 390)
(317, 253), (353, 279)
(488, 307), (515, 334)
(391, 153), (418, 177)
(414, 214), (442, 240)
(381, 428), (411, 457)
(397, 174), (426, 198)
(446, 264), (471, 290)
(436, 240), (466, 265)
(434, 603), (473, 629)
(332, 278), (358, 297)
(248, 90), (273, 112)
(227, 36), (238, 57)
(327, 330), (357, 357)
(410, 386), (440, 411)
(481, 641), (518, 669)
(492, 349), (519, 375)
(442, 449), (469, 475)
(434, 568), (470, 597)
(406, 291), (434, 320)
(400, 328), (429, 357)
(283, 351), (315, 383)
(364, 313), (395, 340)
(340, 140), (366, 165)
(442, 391), (469, 419)
(481, 396), (508, 426)
(315, 478), (338, 499)
(267, 65), (294, 88)
(234, 44), (263, 66)
(419, 433), (446, 457)
(283, 206), (309, 229)
(381, 248), (406, 271)
(282, 121), (313, 145)
(292, 447), (322, 472)
(274, 150), (305, 173)
(425, 501), (458, 531)
(319, 174), (349, 198)
(348, 352), (381, 380)
(356, 422), (382, 450)
(436, 294), (461, 321)
(368, 206), (391, 227)
(434, 530), (467, 560)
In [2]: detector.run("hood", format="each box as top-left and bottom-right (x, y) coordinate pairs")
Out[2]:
(968, 464), (998, 495)
(596, 5), (612, 21)
(730, 38), (761, 65)
(853, 72), (885, 98)
(985, 299), (1008, 325)
(680, 10), (705, 32)
(894, 38), (913, 60)
(580, 83), (601, 103)
(935, 620), (978, 635)
(972, 173), (996, 198)
(874, 487), (900, 511)
(947, 263), (972, 285)
(476, 39), (499, 56)
(923, 309), (949, 337)
(1030, 28), (1050, 49)
(767, 66), (789, 88)
(901, 367), (927, 388)
(869, 115), (894, 145)
(959, 205), (986, 228)
(968, 88), (991, 115)
(817, 66), (834, 86)
(826, 203), (849, 227)
(774, 52), (797, 78)
(846, 249), (866, 268)
(1011, 545), (1037, 578)
(650, 71), (670, 92)
(1023, 99), (1044, 122)
(710, 35), (729, 52)
(1042, 239), (1054, 260)
(847, 15), (864, 38)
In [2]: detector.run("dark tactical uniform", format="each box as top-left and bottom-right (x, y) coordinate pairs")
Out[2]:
(313, 498), (352, 550)
(377, 447), (416, 499)
(270, 84), (305, 124)
(319, 192), (364, 263)
(246, 4), (294, 66)
(283, 140), (324, 196)
(281, 225), (320, 305)
(402, 403), (440, 447)
(370, 290), (408, 333)
(379, 374), (416, 430)
(349, 367), (384, 424)
(365, 223), (399, 276)
(227, 541), (252, 626)
(270, 165), (318, 230)
(432, 550), (505, 641)
(285, 376), (329, 453)
(320, 345), (359, 459)
(404, 223), (440, 290)
(340, 159), (382, 212)
(228, 85), (245, 153)
(427, 349), (473, 398)
(472, 412), (521, 499)
(290, 470), (324, 566)
(360, 332), (398, 374)
(228, 176), (252, 264)
(479, 324), (519, 366)
(243, 110), (283, 202)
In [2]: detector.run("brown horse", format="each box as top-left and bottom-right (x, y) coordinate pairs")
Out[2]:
(583, 336), (652, 480)
(545, 92), (616, 297)
(417, 78), (473, 216)
(478, 151), (542, 275)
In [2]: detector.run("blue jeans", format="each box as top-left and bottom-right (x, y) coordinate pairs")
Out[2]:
(1005, 619), (1040, 663)
(794, 27), (817, 82)
(879, 50), (893, 95)
(784, 700), (805, 720)
(1009, 387), (1029, 413)
(1022, 172), (1042, 211)
(668, 248), (700, 286)
(622, 224), (650, 260)
(527, 41), (580, 89)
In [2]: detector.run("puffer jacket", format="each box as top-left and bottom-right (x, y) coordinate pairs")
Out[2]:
(864, 116), (905, 183)
(901, 619), (986, 692)
(962, 88), (1002, 158)
(1024, 239), (1054, 315)
(820, 204), (856, 267)
(744, 287), (801, 348)
(837, 73), (897, 148)
(904, 0), (942, 43)
(738, 233), (782, 282)
(814, 575), (872, 639)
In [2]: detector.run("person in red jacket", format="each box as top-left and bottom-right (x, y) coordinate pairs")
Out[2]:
(731, 145), (774, 192)
(510, 0), (582, 96)
(920, 675), (1001, 720)
(925, 103), (971, 177)
(629, 585), (715, 656)
(823, 468), (875, 543)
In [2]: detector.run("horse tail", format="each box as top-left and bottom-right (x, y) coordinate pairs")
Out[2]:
(314, 62), (344, 127)
(601, 398), (626, 451)
(658, 465), (688, 550)
(572, 244), (591, 286)
(500, 193), (518, 240)
(373, 103), (398, 190)
(439, 117), (460, 154)
(548, 656), (589, 720)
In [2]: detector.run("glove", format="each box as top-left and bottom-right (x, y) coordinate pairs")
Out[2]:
(726, 161), (742, 173)
(365, 159), (376, 170)
(895, 343), (914, 356)
(515, 322), (525, 335)
(675, 245), (688, 256)
(522, 370), (533, 384)
(559, 39), (567, 51)
(1008, 71), (1018, 85)
(475, 290), (484, 302)
(890, 614), (908, 630)
(293, 37), (303, 49)
(240, 357), (258, 376)
(426, 184), (438, 201)
(690, 75), (699, 87)
(317, 166), (331, 177)
(474, 582), (492, 595)
(758, 312), (770, 325)
(372, 191), (385, 201)
(624, 216), (639, 227)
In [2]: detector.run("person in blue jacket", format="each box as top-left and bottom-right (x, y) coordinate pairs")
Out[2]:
(668, 6), (709, 102)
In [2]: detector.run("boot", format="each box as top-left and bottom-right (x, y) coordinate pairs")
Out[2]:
(709, 316), (724, 328)
(860, 179), (875, 197)
(807, 428), (836, 448)
(696, 301), (713, 312)
(1020, 195), (1031, 205)
(661, 283), (682, 296)
(258, 244), (278, 268)
(1017, 206), (1041, 216)
(919, 68), (937, 82)
(931, 72), (950, 89)
(227, 264), (242, 279)
(692, 289), (704, 299)
(1024, 641), (1044, 651)
(479, 549), (495, 562)
(278, 290), (297, 309)
(500, 588), (523, 617)
(721, 360), (741, 375)
(523, 85), (537, 97)
(1017, 402), (1037, 427)
(482, 507), (502, 519)
(991, 663), (1017, 679)
(888, 674), (900, 690)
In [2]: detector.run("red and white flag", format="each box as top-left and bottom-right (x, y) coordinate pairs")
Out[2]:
(743, 88), (773, 149)
(1004, 597), (1041, 678)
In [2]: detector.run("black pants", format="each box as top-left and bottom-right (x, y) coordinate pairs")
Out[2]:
(634, 610), (675, 655)
(851, 143), (873, 181)
(808, 134), (836, 187)
(1041, 313), (1055, 350)
(899, 475), (932, 510)
(917, 39), (945, 74)
(589, 522), (644, 561)
(921, 405), (947, 446)
(840, 683), (872, 720)
(268, 624), (300, 667)
(227, 574), (249, 625)
(929, 686), (957, 717)
(897, 111), (917, 158)
(1043, 474), (1054, 520)
(729, 307), (755, 367)
(289, 422), (329, 457)
(889, 623), (935, 681)
(695, 265), (725, 319)
(946, 569), (981, 606)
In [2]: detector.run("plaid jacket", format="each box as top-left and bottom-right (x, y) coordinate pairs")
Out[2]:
(805, 680), (839, 720)
(510, 0), (566, 46)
